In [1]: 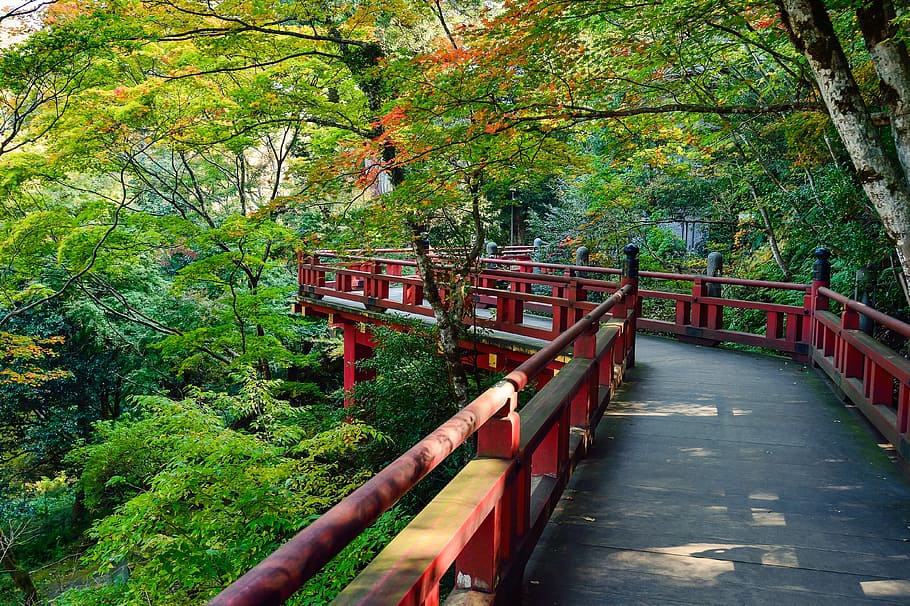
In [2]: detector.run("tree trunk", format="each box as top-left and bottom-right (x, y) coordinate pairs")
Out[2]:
(337, 28), (478, 405)
(758, 205), (792, 280)
(411, 236), (471, 407)
(857, 0), (910, 182)
(71, 484), (87, 526)
(1, 547), (39, 605)
(779, 0), (910, 303)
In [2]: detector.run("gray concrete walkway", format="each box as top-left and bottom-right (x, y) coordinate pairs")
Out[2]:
(523, 336), (910, 605)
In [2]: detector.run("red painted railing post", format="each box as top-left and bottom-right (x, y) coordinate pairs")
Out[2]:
(692, 278), (705, 327)
(497, 274), (515, 326)
(867, 363), (894, 406)
(299, 254), (326, 298)
(569, 276), (585, 325)
(600, 340), (616, 393)
(479, 270), (497, 291)
(362, 261), (375, 299)
(336, 264), (353, 292)
(801, 290), (814, 344)
(810, 248), (831, 355)
(459, 392), (520, 596)
(840, 307), (862, 378)
(571, 322), (598, 427)
(531, 423), (561, 476)
(363, 260), (389, 304)
(553, 277), (583, 336)
(785, 311), (803, 346)
(535, 367), (556, 390)
(314, 255), (326, 289)
(620, 244), (639, 367)
(476, 393), (520, 459)
(898, 383), (909, 439)
(502, 265), (531, 325)
(404, 280), (424, 306)
(480, 244), (499, 313)
(692, 277), (722, 330)
(706, 299), (723, 330)
(766, 311), (784, 340)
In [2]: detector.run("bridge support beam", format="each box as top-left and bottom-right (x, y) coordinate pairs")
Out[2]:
(341, 319), (376, 407)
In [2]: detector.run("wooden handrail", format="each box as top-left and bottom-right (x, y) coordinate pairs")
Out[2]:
(818, 286), (910, 339)
(639, 270), (810, 291)
(211, 285), (635, 605)
(279, 248), (910, 604)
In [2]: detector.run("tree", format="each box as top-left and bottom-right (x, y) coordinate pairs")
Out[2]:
(378, 0), (910, 302)
(0, 0), (504, 400)
(0, 515), (39, 605)
(0, 330), (67, 387)
(0, 1), (126, 160)
(778, 0), (910, 300)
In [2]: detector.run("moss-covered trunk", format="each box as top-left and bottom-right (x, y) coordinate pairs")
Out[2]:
(1, 547), (38, 605)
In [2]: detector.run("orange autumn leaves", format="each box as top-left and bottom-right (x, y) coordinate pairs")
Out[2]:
(1, 332), (70, 386)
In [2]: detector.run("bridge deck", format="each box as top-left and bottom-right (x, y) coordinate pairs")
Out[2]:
(523, 336), (910, 605)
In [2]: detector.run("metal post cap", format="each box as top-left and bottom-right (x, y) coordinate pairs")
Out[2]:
(624, 244), (640, 258)
(813, 247), (831, 282)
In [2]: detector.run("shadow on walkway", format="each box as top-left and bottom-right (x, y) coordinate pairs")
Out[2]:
(523, 336), (910, 605)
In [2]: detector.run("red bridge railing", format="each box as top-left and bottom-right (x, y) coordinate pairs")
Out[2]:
(295, 246), (811, 352)
(212, 245), (641, 605)
(212, 246), (910, 604)
(812, 287), (910, 455)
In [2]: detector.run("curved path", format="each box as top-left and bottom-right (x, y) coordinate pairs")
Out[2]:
(523, 336), (910, 605)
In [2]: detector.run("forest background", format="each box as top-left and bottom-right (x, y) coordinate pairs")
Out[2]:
(1, 0), (909, 603)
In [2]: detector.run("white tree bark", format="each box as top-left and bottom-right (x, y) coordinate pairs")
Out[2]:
(857, 0), (910, 186)
(780, 0), (910, 302)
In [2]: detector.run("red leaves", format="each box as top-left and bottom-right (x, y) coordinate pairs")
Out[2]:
(417, 44), (481, 73)
(373, 106), (408, 130)
(483, 120), (511, 134)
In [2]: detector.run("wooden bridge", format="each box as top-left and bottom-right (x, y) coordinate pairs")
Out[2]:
(211, 246), (910, 605)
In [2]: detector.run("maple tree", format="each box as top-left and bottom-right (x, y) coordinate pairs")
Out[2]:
(373, 0), (910, 299)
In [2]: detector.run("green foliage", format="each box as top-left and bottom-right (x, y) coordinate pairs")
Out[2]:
(0, 474), (79, 606)
(0, 474), (76, 563)
(350, 321), (475, 508)
(0, 307), (132, 478)
(351, 323), (456, 446)
(639, 227), (689, 271)
(61, 377), (386, 605)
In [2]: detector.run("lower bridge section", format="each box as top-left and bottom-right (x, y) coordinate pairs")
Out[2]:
(524, 336), (910, 605)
